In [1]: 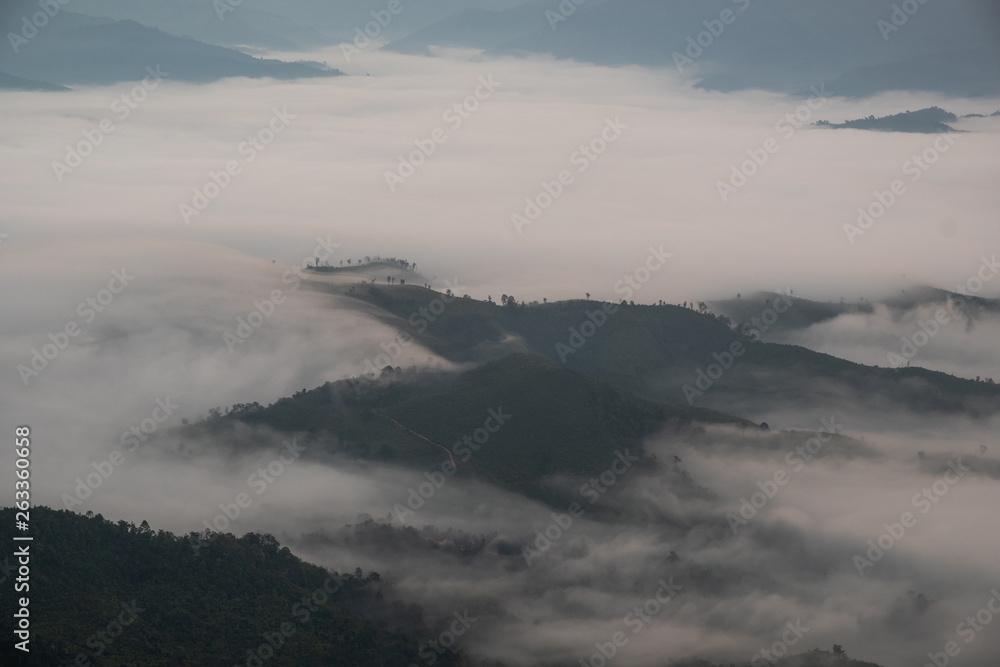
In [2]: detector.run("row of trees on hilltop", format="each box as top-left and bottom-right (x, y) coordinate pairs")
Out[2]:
(312, 255), (416, 271)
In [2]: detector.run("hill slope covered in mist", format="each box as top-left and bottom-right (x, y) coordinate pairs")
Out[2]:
(326, 284), (1000, 420)
(0, 507), (470, 667)
(0, 508), (889, 667)
(188, 352), (750, 505)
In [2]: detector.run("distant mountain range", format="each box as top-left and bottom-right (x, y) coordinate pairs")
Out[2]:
(66, 0), (531, 48)
(66, 0), (336, 51)
(0, 3), (341, 87)
(385, 0), (1000, 98)
(710, 285), (1000, 333)
(318, 284), (1000, 420)
(0, 281), (980, 665)
(89, 280), (983, 666)
(163, 280), (1000, 505)
(3, 0), (997, 95)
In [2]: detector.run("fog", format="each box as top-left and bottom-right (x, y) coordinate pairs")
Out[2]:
(2, 47), (1000, 667)
(768, 301), (1000, 384)
(2, 49), (999, 305)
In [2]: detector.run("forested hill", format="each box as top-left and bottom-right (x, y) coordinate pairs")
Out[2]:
(0, 507), (889, 666)
(815, 107), (960, 133)
(190, 353), (749, 506)
(330, 284), (1000, 418)
(0, 507), (470, 667)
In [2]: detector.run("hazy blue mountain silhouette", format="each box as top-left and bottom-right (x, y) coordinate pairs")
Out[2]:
(0, 70), (68, 91)
(386, 0), (1000, 98)
(0, 6), (341, 85)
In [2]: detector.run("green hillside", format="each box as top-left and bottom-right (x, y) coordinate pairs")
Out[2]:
(201, 353), (748, 503)
(710, 288), (1000, 334)
(335, 284), (1000, 418)
(382, 354), (744, 490)
(0, 508), (889, 667)
(0, 507), (468, 667)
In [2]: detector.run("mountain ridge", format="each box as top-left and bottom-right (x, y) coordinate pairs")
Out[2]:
(0, 9), (343, 85)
